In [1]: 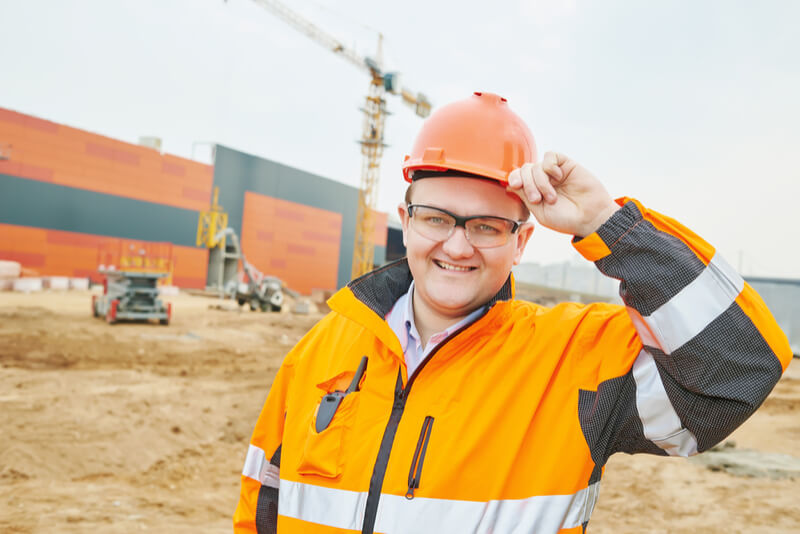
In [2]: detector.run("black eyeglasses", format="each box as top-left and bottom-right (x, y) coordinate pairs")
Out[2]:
(407, 204), (524, 248)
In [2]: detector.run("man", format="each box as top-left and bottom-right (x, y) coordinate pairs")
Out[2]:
(233, 92), (792, 533)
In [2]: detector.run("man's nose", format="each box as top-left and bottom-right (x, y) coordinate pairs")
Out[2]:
(441, 226), (475, 258)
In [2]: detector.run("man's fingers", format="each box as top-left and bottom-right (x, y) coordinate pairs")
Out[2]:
(505, 184), (528, 208)
(542, 151), (558, 170)
(519, 163), (542, 204)
(510, 153), (570, 205)
(542, 151), (565, 183)
(532, 164), (557, 204)
(507, 164), (542, 206)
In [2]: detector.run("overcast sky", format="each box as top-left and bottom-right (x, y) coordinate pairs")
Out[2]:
(2, 0), (799, 278)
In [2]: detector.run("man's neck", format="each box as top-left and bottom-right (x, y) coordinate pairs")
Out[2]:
(411, 290), (470, 349)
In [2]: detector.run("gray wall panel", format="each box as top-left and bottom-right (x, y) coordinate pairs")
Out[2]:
(373, 245), (387, 267)
(0, 174), (199, 246)
(213, 145), (360, 289)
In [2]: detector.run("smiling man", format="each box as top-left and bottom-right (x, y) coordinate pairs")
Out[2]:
(398, 177), (534, 353)
(234, 92), (792, 534)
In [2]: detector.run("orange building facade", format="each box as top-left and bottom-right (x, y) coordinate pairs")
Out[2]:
(0, 107), (388, 293)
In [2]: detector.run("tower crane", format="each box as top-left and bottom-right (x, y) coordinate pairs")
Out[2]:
(247, 0), (432, 279)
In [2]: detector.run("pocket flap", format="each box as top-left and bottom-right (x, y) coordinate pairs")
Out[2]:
(316, 370), (356, 393)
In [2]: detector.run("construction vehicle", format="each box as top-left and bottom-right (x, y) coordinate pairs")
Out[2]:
(217, 227), (284, 312)
(92, 240), (174, 325)
(93, 270), (171, 325)
(245, 0), (431, 278)
(196, 187), (284, 312)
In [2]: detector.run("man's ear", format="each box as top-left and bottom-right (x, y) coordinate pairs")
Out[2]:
(397, 203), (409, 247)
(512, 222), (534, 266)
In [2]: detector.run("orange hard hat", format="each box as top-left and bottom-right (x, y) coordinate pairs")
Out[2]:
(402, 91), (537, 184)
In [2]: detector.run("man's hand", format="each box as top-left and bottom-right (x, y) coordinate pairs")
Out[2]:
(507, 152), (620, 237)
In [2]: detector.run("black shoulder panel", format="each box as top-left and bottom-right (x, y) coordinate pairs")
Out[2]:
(578, 372), (665, 471)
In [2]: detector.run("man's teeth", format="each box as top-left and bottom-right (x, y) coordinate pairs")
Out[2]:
(436, 261), (473, 272)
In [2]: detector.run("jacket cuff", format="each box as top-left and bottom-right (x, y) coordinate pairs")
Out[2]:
(572, 198), (643, 261)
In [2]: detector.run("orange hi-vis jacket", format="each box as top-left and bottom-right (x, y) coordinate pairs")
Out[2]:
(234, 199), (792, 534)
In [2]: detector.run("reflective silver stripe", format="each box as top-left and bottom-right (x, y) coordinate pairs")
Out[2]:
(242, 444), (280, 488)
(280, 481), (366, 529)
(625, 306), (659, 348)
(279, 479), (600, 533)
(642, 253), (744, 354)
(575, 481), (601, 526)
(632, 349), (698, 456)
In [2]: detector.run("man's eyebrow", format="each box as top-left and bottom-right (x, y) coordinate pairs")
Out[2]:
(418, 205), (519, 219)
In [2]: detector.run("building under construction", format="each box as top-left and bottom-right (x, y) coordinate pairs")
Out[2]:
(0, 107), (389, 294)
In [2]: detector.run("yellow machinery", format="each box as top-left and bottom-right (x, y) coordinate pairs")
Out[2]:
(195, 187), (284, 311)
(196, 186), (228, 249)
(196, 185), (235, 294)
(246, 0), (432, 278)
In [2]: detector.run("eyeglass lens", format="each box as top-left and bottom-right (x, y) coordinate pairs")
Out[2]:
(410, 206), (515, 248)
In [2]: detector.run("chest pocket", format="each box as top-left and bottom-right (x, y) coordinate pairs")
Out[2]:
(297, 368), (363, 478)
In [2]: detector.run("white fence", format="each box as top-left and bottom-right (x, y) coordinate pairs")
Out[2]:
(746, 278), (800, 356)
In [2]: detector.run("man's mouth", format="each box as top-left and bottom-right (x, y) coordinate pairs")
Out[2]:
(433, 260), (477, 272)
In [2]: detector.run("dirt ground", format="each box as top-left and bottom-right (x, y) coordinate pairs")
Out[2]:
(0, 290), (797, 533)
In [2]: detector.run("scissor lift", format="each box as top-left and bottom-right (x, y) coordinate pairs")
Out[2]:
(92, 270), (171, 325)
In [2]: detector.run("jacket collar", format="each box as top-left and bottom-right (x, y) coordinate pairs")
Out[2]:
(327, 258), (515, 348)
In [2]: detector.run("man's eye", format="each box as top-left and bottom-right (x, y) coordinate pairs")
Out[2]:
(475, 223), (502, 234)
(424, 216), (447, 225)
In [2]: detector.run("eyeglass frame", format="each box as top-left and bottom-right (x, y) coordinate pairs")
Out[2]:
(406, 203), (527, 248)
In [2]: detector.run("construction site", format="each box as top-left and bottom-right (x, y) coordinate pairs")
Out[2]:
(2, 1), (800, 533)
(0, 288), (796, 533)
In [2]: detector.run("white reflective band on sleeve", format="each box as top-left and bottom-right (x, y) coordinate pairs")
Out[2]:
(641, 253), (744, 354)
(242, 444), (280, 488)
(279, 479), (600, 533)
(632, 349), (698, 456)
(625, 307), (659, 349)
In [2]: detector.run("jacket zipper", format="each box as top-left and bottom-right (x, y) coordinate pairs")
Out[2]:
(360, 314), (487, 534)
(405, 416), (434, 500)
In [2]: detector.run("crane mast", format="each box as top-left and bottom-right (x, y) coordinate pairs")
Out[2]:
(354, 78), (387, 278)
(248, 0), (431, 279)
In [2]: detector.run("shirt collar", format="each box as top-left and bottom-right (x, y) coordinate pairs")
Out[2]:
(386, 280), (486, 354)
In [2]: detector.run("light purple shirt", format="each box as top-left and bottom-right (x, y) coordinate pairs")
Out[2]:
(385, 281), (486, 377)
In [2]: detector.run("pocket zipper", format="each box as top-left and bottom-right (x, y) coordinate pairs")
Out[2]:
(405, 415), (434, 500)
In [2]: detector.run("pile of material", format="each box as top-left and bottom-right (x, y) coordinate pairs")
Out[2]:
(0, 260), (23, 291)
(0, 260), (89, 292)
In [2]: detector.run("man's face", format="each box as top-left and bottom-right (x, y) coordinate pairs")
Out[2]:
(398, 177), (534, 321)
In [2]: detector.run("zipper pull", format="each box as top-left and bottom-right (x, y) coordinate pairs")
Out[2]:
(405, 416), (434, 501)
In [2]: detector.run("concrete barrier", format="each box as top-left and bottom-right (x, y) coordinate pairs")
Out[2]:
(0, 260), (22, 279)
(44, 277), (70, 290)
(70, 278), (90, 290)
(13, 278), (43, 293)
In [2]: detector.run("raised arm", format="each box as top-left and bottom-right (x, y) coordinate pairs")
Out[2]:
(509, 154), (792, 466)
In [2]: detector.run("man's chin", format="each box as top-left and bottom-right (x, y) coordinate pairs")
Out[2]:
(428, 294), (479, 317)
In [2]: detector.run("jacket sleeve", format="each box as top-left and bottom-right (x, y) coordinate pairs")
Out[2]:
(573, 198), (792, 472)
(232, 350), (296, 533)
